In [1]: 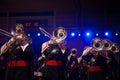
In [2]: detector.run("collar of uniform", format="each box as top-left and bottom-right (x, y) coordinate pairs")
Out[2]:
(21, 43), (29, 52)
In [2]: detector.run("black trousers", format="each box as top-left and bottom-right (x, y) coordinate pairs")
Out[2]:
(88, 71), (106, 80)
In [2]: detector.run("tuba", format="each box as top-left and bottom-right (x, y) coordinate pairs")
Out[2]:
(39, 27), (67, 44)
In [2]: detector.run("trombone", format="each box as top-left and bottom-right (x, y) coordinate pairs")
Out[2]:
(110, 43), (119, 53)
(39, 27), (67, 44)
(0, 28), (13, 37)
(0, 28), (32, 44)
(90, 37), (119, 53)
(90, 37), (103, 51)
(39, 27), (52, 38)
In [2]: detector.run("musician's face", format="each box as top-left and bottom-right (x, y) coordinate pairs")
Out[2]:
(20, 40), (27, 46)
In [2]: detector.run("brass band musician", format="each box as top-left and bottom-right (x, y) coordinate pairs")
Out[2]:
(0, 24), (34, 80)
(39, 27), (70, 80)
(81, 38), (120, 80)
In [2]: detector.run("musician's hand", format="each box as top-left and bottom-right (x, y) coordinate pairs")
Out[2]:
(49, 36), (57, 44)
(15, 34), (23, 40)
(82, 47), (92, 56)
(14, 34), (27, 42)
(38, 54), (45, 61)
(0, 37), (15, 54)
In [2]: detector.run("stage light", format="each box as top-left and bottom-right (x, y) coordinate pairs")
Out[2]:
(34, 22), (39, 27)
(25, 22), (31, 27)
(96, 33), (99, 36)
(115, 33), (118, 36)
(71, 32), (75, 37)
(84, 30), (93, 38)
(105, 32), (109, 36)
(27, 34), (30, 36)
(37, 33), (41, 36)
(78, 33), (81, 36)
(86, 32), (90, 36)
(84, 30), (93, 42)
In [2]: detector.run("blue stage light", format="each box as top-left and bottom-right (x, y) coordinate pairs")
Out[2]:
(115, 33), (118, 36)
(27, 34), (30, 36)
(83, 30), (93, 42)
(84, 30), (93, 38)
(86, 32), (90, 36)
(96, 33), (99, 36)
(105, 32), (109, 36)
(78, 33), (81, 36)
(37, 33), (41, 36)
(71, 32), (75, 37)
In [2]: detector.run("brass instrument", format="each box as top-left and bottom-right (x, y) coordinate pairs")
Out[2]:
(0, 29), (16, 54)
(102, 39), (119, 53)
(52, 27), (67, 42)
(102, 39), (112, 50)
(0, 24), (32, 54)
(39, 27), (52, 38)
(0, 28), (13, 37)
(0, 29), (32, 44)
(110, 43), (119, 53)
(39, 27), (67, 44)
(15, 23), (24, 34)
(90, 37), (103, 51)
(90, 37), (119, 53)
(71, 48), (77, 54)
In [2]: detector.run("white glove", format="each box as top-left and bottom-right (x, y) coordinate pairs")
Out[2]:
(16, 34), (23, 39)
(82, 47), (92, 56)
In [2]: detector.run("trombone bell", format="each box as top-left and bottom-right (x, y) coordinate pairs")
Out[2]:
(102, 39), (112, 50)
(53, 27), (67, 40)
(91, 37), (103, 51)
(111, 43), (119, 53)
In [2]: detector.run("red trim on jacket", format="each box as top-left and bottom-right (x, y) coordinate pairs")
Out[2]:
(46, 60), (63, 66)
(88, 66), (102, 71)
(83, 63), (88, 67)
(8, 60), (29, 67)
